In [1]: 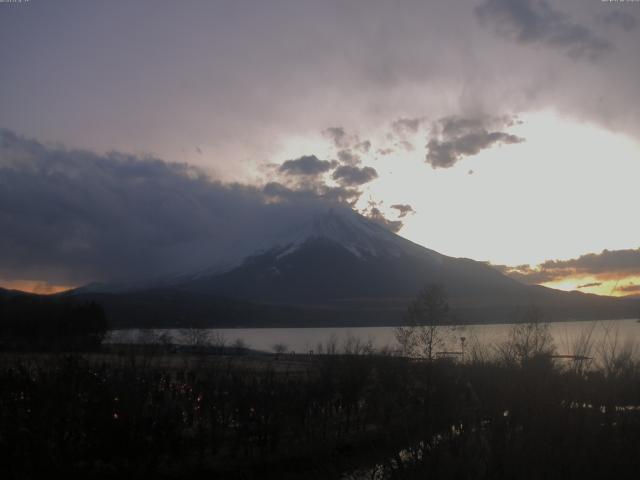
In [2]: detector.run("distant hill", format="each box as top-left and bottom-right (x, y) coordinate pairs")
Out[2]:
(0, 288), (107, 349)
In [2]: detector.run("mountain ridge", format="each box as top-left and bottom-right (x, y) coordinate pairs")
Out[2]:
(31, 207), (640, 327)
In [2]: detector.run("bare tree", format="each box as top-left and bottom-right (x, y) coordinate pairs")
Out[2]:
(394, 284), (452, 360)
(272, 343), (288, 355)
(564, 322), (597, 375)
(180, 328), (211, 351)
(316, 333), (339, 355)
(210, 331), (227, 354)
(342, 334), (374, 355)
(136, 329), (159, 345)
(232, 338), (249, 355)
(597, 323), (637, 379)
(465, 330), (493, 364)
(498, 305), (555, 367)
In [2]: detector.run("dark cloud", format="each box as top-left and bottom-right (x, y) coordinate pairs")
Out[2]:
(278, 155), (337, 176)
(355, 140), (371, 153)
(263, 181), (360, 206)
(577, 282), (602, 289)
(323, 127), (351, 149)
(377, 148), (394, 156)
(438, 115), (520, 137)
(337, 150), (361, 166)
(4, 0), (640, 173)
(397, 140), (415, 152)
(539, 248), (640, 277)
(491, 248), (640, 285)
(390, 204), (415, 218)
(426, 115), (524, 169)
(598, 11), (637, 32)
(489, 263), (560, 285)
(392, 117), (424, 136)
(323, 127), (371, 154)
(616, 284), (640, 296)
(383, 117), (425, 153)
(426, 131), (522, 168)
(475, 0), (612, 60)
(0, 129), (354, 286)
(269, 142), (379, 209)
(332, 165), (379, 186)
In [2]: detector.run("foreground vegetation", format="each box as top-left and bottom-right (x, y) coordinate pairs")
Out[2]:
(2, 287), (639, 478)
(1, 324), (640, 479)
(0, 293), (107, 351)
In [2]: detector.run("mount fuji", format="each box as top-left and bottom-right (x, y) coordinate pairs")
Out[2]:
(176, 207), (521, 303)
(69, 207), (638, 328)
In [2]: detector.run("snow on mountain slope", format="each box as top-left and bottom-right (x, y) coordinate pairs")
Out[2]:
(265, 207), (439, 261)
(172, 207), (522, 305)
(170, 207), (441, 286)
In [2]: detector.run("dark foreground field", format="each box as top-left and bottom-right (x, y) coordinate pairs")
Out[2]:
(1, 342), (640, 480)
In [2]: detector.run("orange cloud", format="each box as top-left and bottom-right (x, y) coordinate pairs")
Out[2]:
(491, 247), (640, 297)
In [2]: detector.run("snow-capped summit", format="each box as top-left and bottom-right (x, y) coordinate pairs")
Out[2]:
(264, 207), (436, 261)
(173, 206), (525, 305)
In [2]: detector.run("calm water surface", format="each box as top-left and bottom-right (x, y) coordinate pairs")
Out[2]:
(107, 318), (640, 355)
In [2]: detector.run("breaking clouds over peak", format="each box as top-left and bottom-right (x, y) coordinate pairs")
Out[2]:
(0, 129), (413, 287)
(0, 130), (385, 286)
(362, 201), (403, 233)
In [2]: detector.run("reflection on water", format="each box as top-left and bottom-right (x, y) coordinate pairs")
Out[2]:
(106, 319), (640, 356)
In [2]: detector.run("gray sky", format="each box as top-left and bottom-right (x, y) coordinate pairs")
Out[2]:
(1, 0), (640, 295)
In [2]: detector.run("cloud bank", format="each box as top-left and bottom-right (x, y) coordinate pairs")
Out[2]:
(0, 130), (356, 286)
(0, 130), (406, 287)
(3, 0), (640, 172)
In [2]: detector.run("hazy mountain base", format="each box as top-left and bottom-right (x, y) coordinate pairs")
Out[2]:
(64, 253), (638, 329)
(3, 283), (637, 331)
(70, 287), (638, 329)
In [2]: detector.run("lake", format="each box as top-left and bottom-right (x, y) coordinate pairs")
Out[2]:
(106, 318), (640, 357)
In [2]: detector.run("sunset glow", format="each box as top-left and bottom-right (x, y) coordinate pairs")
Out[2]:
(0, 280), (74, 295)
(541, 276), (640, 297)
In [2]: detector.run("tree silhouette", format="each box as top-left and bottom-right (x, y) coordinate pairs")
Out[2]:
(395, 284), (451, 360)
